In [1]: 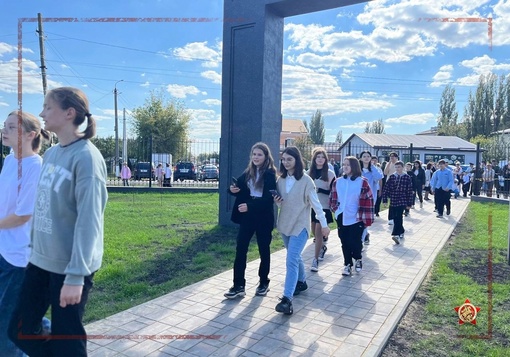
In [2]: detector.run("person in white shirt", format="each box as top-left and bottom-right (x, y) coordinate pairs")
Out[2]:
(0, 110), (49, 356)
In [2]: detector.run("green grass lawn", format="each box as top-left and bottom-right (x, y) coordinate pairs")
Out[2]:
(391, 201), (510, 356)
(85, 192), (284, 323)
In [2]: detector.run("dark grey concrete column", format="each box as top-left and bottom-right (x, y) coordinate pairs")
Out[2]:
(219, 0), (368, 225)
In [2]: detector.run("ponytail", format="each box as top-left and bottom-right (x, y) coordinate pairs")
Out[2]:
(82, 113), (96, 139)
(32, 128), (51, 153)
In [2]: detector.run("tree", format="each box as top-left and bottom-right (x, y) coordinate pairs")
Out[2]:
(131, 90), (191, 161)
(364, 119), (385, 134)
(335, 130), (343, 144)
(437, 84), (458, 136)
(308, 110), (325, 144)
(293, 136), (314, 167)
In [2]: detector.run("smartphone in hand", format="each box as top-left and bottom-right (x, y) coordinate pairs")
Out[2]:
(232, 177), (238, 186)
(269, 189), (283, 200)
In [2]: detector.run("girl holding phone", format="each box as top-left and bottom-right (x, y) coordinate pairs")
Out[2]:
(274, 146), (330, 315)
(224, 142), (277, 299)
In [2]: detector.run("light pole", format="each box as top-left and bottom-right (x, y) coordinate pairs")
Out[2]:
(114, 79), (123, 177)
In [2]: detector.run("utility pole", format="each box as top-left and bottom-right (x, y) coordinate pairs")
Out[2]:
(37, 13), (48, 96)
(123, 108), (127, 166)
(114, 80), (123, 177)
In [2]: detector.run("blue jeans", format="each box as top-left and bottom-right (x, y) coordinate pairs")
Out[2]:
(281, 228), (308, 300)
(0, 255), (25, 357)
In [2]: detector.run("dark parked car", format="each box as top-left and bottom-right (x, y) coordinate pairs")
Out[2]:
(198, 164), (219, 181)
(173, 162), (197, 181)
(134, 162), (155, 180)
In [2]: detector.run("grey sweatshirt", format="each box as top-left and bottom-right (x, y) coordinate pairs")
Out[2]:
(31, 139), (108, 285)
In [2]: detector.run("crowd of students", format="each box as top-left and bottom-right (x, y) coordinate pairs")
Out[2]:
(224, 145), (509, 316)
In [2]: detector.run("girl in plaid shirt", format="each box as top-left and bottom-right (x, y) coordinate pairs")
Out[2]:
(329, 156), (374, 276)
(382, 161), (414, 244)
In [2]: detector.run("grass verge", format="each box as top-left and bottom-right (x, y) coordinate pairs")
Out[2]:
(85, 192), (284, 323)
(382, 201), (510, 357)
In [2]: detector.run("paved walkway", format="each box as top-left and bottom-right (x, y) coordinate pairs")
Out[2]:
(86, 198), (470, 357)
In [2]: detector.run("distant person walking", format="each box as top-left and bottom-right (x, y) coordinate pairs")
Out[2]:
(9, 87), (108, 357)
(224, 142), (277, 299)
(383, 152), (399, 225)
(382, 161), (413, 245)
(273, 146), (330, 315)
(307, 148), (335, 272)
(412, 160), (426, 208)
(359, 151), (382, 245)
(0, 110), (49, 357)
(121, 162), (131, 186)
(430, 159), (454, 218)
(330, 156), (374, 276)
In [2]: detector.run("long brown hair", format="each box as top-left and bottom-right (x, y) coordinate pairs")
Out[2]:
(243, 142), (276, 189)
(308, 147), (329, 182)
(46, 87), (96, 139)
(280, 146), (305, 180)
(8, 110), (50, 153)
(343, 156), (362, 179)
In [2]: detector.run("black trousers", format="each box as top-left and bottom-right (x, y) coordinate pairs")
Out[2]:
(434, 188), (450, 215)
(462, 182), (470, 197)
(9, 264), (94, 357)
(233, 215), (273, 287)
(391, 206), (405, 236)
(374, 194), (382, 215)
(337, 214), (364, 267)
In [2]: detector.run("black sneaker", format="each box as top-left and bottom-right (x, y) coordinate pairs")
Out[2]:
(446, 208), (451, 215)
(364, 233), (370, 245)
(224, 286), (245, 299)
(293, 281), (308, 296)
(255, 282), (270, 296)
(275, 296), (293, 315)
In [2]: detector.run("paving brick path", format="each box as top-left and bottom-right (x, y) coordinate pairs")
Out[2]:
(87, 198), (470, 356)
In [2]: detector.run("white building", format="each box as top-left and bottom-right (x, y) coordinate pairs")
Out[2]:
(339, 133), (477, 164)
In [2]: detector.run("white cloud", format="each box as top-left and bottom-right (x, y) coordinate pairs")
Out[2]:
(341, 121), (371, 129)
(281, 64), (393, 117)
(140, 81), (150, 87)
(291, 52), (356, 69)
(173, 41), (222, 68)
(60, 64), (70, 69)
(0, 42), (34, 57)
(166, 84), (201, 99)
(141, 73), (145, 77)
(493, 0), (510, 46)
(430, 64), (453, 87)
(0, 58), (62, 95)
(201, 70), (221, 85)
(188, 108), (221, 139)
(455, 55), (510, 86)
(0, 101), (8, 107)
(385, 113), (435, 125)
(201, 99), (221, 106)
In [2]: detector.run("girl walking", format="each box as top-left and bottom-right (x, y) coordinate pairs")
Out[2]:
(224, 142), (277, 299)
(274, 146), (330, 315)
(359, 151), (382, 245)
(0, 110), (49, 357)
(9, 87), (108, 357)
(330, 156), (374, 276)
(307, 148), (335, 272)
(413, 160), (426, 208)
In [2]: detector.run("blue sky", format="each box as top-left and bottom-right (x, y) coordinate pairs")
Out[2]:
(1, 0), (509, 142)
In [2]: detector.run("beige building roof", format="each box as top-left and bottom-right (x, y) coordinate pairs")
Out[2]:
(282, 119), (307, 134)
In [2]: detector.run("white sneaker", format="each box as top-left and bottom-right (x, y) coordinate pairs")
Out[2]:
(388, 219), (394, 225)
(310, 258), (319, 272)
(342, 265), (351, 276)
(392, 235), (400, 245)
(355, 259), (362, 272)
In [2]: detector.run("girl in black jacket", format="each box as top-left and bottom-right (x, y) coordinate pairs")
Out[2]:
(413, 160), (426, 208)
(224, 142), (277, 299)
